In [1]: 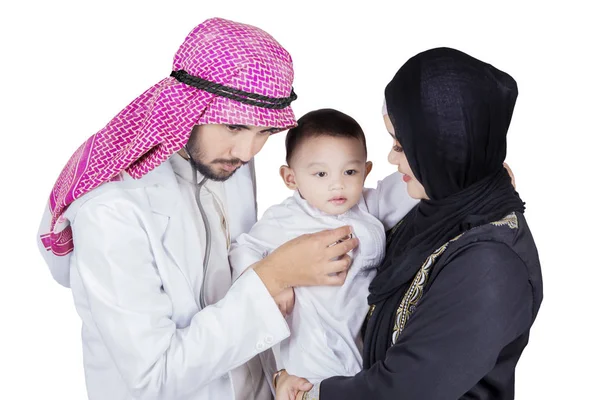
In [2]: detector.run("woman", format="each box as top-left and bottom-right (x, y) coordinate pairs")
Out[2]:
(275, 47), (543, 399)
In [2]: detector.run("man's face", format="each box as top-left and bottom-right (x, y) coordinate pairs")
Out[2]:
(186, 124), (283, 181)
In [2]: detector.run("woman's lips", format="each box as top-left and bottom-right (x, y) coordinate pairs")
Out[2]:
(402, 174), (412, 183)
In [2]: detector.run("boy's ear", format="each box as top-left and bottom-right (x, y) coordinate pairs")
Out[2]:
(279, 165), (298, 190)
(364, 161), (373, 182)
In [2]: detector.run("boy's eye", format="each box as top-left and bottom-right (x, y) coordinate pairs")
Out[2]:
(315, 172), (327, 178)
(345, 170), (358, 176)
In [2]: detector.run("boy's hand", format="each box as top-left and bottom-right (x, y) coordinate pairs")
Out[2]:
(274, 370), (312, 400)
(274, 287), (295, 317)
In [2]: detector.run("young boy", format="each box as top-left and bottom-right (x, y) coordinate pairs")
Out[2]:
(229, 108), (418, 383)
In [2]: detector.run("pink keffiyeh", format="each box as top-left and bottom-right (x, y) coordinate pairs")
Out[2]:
(39, 17), (296, 264)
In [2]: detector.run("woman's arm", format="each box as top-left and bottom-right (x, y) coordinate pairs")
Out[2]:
(289, 241), (533, 399)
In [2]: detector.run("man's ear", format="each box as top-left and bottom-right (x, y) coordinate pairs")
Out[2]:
(364, 161), (373, 183)
(279, 165), (298, 190)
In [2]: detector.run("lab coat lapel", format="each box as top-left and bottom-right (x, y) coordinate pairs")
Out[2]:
(145, 163), (196, 298)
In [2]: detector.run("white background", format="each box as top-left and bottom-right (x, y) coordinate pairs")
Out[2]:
(1, 0), (598, 398)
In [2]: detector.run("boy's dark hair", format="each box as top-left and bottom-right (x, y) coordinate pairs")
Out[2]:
(285, 108), (367, 164)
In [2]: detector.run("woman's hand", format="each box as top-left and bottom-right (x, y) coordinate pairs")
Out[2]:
(503, 162), (516, 189)
(274, 370), (312, 400)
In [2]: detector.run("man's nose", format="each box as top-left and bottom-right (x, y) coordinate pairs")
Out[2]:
(230, 136), (255, 162)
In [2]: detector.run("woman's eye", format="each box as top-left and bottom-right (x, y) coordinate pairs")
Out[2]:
(393, 144), (403, 153)
(345, 170), (358, 176)
(315, 172), (327, 178)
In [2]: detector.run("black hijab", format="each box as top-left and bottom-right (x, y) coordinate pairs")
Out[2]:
(364, 47), (525, 367)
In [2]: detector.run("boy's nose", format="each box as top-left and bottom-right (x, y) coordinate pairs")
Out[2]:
(329, 179), (344, 191)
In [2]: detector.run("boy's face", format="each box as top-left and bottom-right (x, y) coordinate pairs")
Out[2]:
(280, 135), (371, 215)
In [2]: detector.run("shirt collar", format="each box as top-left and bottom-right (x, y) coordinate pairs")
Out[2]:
(170, 153), (211, 186)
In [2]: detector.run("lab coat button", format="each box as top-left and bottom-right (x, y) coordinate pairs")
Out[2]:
(265, 335), (274, 344)
(256, 341), (265, 351)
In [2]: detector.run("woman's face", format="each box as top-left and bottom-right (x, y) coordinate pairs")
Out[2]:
(384, 115), (429, 200)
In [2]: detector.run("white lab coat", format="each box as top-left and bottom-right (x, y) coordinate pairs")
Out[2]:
(37, 158), (289, 400)
(229, 173), (419, 382)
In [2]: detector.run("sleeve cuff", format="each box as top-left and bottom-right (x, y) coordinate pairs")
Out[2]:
(232, 269), (290, 350)
(229, 246), (265, 281)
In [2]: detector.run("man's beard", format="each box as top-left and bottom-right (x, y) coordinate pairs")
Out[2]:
(188, 150), (247, 182)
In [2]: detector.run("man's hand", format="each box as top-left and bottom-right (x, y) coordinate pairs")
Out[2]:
(274, 370), (312, 400)
(254, 226), (358, 297)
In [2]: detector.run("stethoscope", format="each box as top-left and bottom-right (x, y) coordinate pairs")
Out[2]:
(182, 145), (211, 309)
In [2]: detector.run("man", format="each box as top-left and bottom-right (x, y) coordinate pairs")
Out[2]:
(37, 18), (355, 400)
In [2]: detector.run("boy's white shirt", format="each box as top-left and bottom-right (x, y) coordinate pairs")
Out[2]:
(229, 172), (419, 383)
